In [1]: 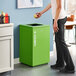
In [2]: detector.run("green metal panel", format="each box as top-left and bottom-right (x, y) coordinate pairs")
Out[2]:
(19, 24), (50, 66)
(19, 25), (33, 66)
(33, 26), (50, 66)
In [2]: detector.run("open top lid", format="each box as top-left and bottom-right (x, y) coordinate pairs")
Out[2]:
(20, 23), (49, 28)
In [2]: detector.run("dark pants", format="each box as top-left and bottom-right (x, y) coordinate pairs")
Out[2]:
(53, 17), (75, 70)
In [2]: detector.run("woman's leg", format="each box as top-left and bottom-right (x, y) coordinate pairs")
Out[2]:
(55, 29), (64, 67)
(57, 17), (75, 70)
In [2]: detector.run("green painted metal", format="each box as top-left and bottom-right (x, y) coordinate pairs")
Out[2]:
(19, 23), (50, 66)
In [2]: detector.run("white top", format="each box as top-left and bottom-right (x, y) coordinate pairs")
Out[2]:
(0, 23), (13, 27)
(51, 0), (67, 19)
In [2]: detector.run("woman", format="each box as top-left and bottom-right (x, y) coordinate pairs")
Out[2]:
(35, 0), (75, 73)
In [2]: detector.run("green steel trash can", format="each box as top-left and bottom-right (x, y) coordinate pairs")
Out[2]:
(19, 23), (50, 66)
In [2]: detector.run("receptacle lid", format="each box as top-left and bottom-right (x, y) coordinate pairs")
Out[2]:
(20, 23), (50, 28)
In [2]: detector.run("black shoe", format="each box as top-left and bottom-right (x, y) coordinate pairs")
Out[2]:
(51, 64), (64, 70)
(59, 67), (75, 73)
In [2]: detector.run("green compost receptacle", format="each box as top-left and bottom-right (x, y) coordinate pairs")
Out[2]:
(19, 23), (50, 66)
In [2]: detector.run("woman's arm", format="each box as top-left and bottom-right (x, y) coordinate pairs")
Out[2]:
(53, 0), (61, 32)
(40, 3), (51, 14)
(55, 0), (61, 21)
(35, 3), (51, 18)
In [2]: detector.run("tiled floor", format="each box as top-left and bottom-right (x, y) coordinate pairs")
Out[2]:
(0, 44), (76, 76)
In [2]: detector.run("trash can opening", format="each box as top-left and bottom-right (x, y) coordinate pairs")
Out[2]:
(27, 23), (43, 26)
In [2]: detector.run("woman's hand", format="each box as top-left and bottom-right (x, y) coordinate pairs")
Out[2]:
(53, 20), (59, 33)
(35, 12), (42, 18)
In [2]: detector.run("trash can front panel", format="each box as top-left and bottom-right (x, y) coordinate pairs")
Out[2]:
(33, 26), (50, 66)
